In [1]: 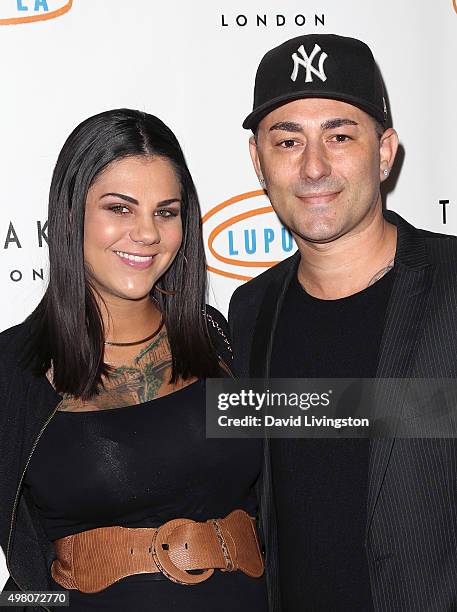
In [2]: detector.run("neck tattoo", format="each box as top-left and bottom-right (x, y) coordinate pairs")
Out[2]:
(367, 258), (395, 287)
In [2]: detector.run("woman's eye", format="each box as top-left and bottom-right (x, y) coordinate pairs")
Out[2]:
(109, 205), (130, 215)
(154, 209), (178, 217)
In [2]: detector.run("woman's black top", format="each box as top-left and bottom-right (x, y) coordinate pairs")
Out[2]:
(23, 380), (267, 611)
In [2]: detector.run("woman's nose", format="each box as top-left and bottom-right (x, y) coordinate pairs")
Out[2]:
(128, 214), (160, 245)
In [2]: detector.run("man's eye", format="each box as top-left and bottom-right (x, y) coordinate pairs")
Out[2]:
(109, 205), (130, 215)
(330, 134), (352, 143)
(279, 139), (298, 148)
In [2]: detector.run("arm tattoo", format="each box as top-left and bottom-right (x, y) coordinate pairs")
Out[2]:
(367, 259), (395, 287)
(58, 329), (173, 412)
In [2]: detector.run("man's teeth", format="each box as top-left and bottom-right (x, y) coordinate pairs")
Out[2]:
(115, 251), (153, 262)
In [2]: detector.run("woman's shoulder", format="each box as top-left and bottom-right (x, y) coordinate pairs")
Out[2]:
(0, 320), (30, 353)
(204, 305), (232, 362)
(205, 304), (229, 334)
(0, 320), (34, 378)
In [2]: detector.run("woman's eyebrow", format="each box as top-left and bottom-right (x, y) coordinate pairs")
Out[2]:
(156, 199), (181, 207)
(100, 194), (181, 207)
(100, 192), (138, 204)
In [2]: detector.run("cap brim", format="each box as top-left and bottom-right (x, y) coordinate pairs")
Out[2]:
(243, 91), (386, 130)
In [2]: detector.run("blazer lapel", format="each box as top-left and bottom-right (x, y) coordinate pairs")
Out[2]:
(367, 212), (437, 535)
(249, 252), (300, 377)
(248, 253), (299, 612)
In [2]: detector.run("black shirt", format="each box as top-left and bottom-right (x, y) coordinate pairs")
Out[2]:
(24, 380), (267, 611)
(270, 270), (395, 611)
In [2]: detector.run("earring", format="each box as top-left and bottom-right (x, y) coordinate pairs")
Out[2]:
(383, 168), (390, 177)
(154, 285), (177, 296)
(259, 177), (266, 188)
(153, 252), (186, 297)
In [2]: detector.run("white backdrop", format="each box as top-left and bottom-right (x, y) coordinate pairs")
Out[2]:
(1, 0), (456, 589)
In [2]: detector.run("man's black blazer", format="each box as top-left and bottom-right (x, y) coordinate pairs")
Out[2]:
(229, 210), (457, 612)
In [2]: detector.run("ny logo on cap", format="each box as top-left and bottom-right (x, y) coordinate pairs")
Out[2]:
(291, 43), (328, 83)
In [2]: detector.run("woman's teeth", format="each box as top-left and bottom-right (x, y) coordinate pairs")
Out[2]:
(115, 251), (153, 262)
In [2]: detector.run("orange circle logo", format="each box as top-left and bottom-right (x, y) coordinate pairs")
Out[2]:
(202, 190), (296, 281)
(0, 0), (72, 26)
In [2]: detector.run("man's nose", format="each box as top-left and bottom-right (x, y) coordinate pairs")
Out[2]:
(129, 214), (160, 245)
(300, 140), (331, 182)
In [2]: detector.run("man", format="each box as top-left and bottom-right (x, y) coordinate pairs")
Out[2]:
(229, 34), (457, 611)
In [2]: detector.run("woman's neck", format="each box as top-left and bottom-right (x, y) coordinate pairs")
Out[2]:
(97, 293), (162, 345)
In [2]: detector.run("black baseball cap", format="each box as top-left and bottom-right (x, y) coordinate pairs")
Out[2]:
(243, 34), (388, 130)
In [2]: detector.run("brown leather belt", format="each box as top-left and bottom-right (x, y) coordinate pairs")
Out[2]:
(51, 509), (264, 592)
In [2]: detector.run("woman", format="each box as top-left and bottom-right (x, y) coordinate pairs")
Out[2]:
(0, 109), (267, 611)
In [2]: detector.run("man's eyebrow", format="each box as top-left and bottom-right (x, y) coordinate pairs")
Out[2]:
(321, 118), (359, 130)
(269, 121), (304, 133)
(100, 194), (181, 206)
(268, 119), (359, 133)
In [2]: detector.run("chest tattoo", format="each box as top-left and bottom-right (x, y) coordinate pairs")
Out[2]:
(57, 330), (173, 412)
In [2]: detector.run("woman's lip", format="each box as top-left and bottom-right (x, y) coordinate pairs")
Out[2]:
(116, 250), (155, 257)
(114, 251), (156, 270)
(297, 192), (340, 204)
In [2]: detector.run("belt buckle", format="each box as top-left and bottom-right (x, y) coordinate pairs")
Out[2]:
(151, 518), (214, 585)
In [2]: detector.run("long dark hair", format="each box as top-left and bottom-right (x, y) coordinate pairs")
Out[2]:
(22, 109), (220, 398)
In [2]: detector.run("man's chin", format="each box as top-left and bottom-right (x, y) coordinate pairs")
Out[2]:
(292, 223), (345, 245)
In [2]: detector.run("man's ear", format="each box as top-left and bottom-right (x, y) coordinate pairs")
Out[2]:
(379, 128), (399, 182)
(249, 135), (265, 186)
